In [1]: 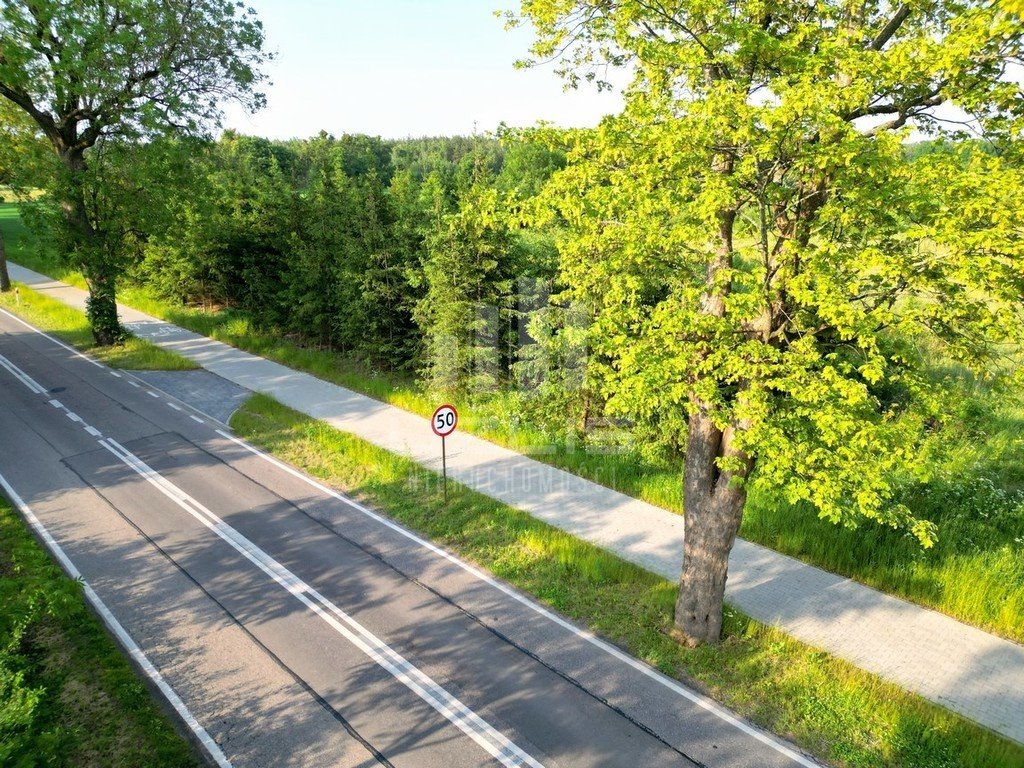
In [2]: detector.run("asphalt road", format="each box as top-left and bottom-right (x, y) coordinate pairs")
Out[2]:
(0, 307), (819, 768)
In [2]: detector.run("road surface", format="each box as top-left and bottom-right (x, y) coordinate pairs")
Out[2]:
(0, 307), (818, 768)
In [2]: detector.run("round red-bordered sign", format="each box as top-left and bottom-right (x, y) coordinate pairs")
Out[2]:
(431, 404), (458, 437)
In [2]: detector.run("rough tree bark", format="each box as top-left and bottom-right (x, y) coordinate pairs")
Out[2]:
(0, 228), (10, 292)
(673, 410), (750, 645)
(59, 147), (123, 345)
(671, 158), (752, 645)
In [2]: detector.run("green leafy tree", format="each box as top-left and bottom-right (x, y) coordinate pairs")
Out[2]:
(515, 0), (1024, 644)
(139, 132), (293, 316)
(416, 177), (525, 394)
(0, 99), (51, 291)
(0, 0), (268, 343)
(284, 159), (360, 348)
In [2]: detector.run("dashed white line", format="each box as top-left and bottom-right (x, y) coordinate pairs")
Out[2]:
(85, 425), (102, 437)
(0, 472), (233, 768)
(49, 399), (63, 409)
(1, 309), (815, 767)
(129, 381), (141, 388)
(0, 347), (543, 768)
(167, 402), (183, 412)
(147, 390), (160, 399)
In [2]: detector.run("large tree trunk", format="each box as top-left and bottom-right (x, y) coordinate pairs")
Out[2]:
(59, 148), (123, 345)
(0, 229), (10, 292)
(673, 409), (748, 645)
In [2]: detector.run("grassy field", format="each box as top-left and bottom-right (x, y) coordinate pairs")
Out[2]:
(0, 498), (199, 767)
(3, 201), (1022, 643)
(231, 394), (1024, 768)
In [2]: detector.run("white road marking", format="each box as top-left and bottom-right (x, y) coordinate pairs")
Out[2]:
(129, 381), (141, 388)
(0, 352), (46, 394)
(100, 437), (544, 768)
(217, 429), (819, 768)
(110, 371), (122, 378)
(167, 402), (183, 412)
(0, 307), (105, 368)
(147, 390), (160, 399)
(190, 415), (205, 424)
(66, 411), (83, 423)
(1, 307), (814, 766)
(0, 472), (233, 768)
(49, 399), (63, 409)
(85, 425), (102, 437)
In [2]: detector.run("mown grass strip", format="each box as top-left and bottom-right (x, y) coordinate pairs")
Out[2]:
(0, 498), (199, 767)
(0, 283), (196, 371)
(230, 393), (1024, 768)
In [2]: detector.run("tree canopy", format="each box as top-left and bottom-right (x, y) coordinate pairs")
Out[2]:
(0, 0), (269, 342)
(0, 0), (267, 146)
(514, 0), (1024, 643)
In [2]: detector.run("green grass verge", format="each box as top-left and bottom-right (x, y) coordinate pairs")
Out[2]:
(230, 394), (1024, 768)
(4, 202), (1022, 643)
(98, 275), (1024, 645)
(0, 282), (197, 371)
(0, 205), (194, 371)
(0, 498), (199, 767)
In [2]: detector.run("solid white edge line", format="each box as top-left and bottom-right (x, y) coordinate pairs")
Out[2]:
(0, 306), (104, 367)
(215, 428), (819, 768)
(100, 437), (544, 768)
(0, 309), (213, 434)
(0, 472), (232, 768)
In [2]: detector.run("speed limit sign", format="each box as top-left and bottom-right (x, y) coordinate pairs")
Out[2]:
(432, 404), (458, 503)
(431, 404), (458, 437)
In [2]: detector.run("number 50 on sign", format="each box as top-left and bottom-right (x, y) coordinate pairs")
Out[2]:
(432, 404), (458, 437)
(431, 404), (458, 502)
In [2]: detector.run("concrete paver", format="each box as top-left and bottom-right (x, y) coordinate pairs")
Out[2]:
(9, 262), (1024, 746)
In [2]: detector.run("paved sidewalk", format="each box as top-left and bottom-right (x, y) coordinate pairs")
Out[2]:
(8, 263), (1024, 745)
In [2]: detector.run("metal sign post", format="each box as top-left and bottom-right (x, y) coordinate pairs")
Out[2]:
(431, 404), (458, 504)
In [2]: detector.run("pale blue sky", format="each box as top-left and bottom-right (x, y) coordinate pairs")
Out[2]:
(221, 0), (624, 140)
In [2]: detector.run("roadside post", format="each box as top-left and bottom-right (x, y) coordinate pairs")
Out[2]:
(431, 404), (458, 504)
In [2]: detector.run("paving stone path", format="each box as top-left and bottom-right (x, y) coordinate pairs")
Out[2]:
(8, 262), (1024, 745)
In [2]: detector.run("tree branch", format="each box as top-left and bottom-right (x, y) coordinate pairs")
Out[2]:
(870, 4), (911, 50)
